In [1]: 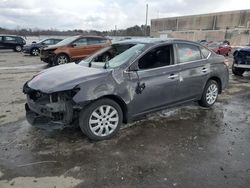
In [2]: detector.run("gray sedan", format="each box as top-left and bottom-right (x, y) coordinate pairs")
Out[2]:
(23, 38), (229, 140)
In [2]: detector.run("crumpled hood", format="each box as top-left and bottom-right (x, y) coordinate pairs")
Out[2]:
(28, 63), (111, 93)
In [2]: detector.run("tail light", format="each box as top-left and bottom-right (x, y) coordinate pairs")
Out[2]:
(224, 58), (229, 67)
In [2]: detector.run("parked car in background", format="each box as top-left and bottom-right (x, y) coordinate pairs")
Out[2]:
(198, 40), (213, 47)
(22, 38), (62, 56)
(0, 35), (26, 52)
(40, 35), (111, 65)
(232, 47), (250, 76)
(207, 42), (231, 56)
(23, 38), (229, 140)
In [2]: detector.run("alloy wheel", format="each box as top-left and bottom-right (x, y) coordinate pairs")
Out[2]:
(206, 84), (218, 105)
(32, 49), (39, 56)
(57, 55), (68, 64)
(89, 105), (119, 137)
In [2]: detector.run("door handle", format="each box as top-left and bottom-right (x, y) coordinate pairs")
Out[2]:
(202, 68), (208, 73)
(168, 74), (178, 79)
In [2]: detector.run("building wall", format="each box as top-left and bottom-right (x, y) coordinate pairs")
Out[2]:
(151, 10), (250, 45)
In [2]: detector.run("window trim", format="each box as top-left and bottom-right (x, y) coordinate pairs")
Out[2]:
(175, 42), (211, 65)
(175, 42), (204, 64)
(126, 43), (177, 72)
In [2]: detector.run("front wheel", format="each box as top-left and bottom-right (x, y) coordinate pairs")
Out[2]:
(55, 54), (69, 65)
(31, 48), (40, 56)
(79, 98), (123, 140)
(199, 80), (219, 107)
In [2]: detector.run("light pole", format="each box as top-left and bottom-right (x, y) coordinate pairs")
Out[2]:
(145, 4), (148, 36)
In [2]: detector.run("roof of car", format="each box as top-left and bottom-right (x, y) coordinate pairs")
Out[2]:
(0, 34), (25, 38)
(74, 35), (108, 39)
(113, 38), (200, 45)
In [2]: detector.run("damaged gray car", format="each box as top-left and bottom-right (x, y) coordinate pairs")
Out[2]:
(23, 38), (229, 140)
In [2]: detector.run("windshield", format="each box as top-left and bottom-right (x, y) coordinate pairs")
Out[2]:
(36, 38), (46, 44)
(108, 43), (145, 68)
(56, 36), (79, 46)
(79, 43), (145, 68)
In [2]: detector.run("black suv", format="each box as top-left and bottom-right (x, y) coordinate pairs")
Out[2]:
(232, 47), (250, 76)
(0, 35), (26, 52)
(22, 38), (63, 56)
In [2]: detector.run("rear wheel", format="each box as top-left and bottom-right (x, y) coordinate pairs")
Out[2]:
(31, 48), (40, 56)
(199, 80), (219, 107)
(79, 98), (123, 140)
(55, 54), (69, 65)
(14, 45), (22, 52)
(232, 64), (245, 76)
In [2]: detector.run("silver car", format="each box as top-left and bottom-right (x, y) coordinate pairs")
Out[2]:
(23, 38), (229, 140)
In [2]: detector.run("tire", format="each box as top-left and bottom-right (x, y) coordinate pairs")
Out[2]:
(79, 98), (123, 140)
(232, 64), (245, 76)
(55, 54), (69, 65)
(14, 45), (22, 52)
(199, 80), (219, 107)
(31, 48), (40, 56)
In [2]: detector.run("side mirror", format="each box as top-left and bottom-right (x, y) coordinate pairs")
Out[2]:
(41, 42), (45, 45)
(32, 41), (36, 44)
(71, 43), (76, 47)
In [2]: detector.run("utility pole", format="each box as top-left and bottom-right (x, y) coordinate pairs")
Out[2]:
(145, 4), (148, 36)
(114, 25), (117, 36)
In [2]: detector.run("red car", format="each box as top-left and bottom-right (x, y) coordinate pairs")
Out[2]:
(207, 43), (231, 56)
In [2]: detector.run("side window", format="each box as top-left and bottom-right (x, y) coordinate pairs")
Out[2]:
(0, 36), (3, 41)
(138, 45), (173, 70)
(73, 38), (87, 46)
(177, 43), (202, 63)
(200, 47), (211, 58)
(4, 36), (16, 41)
(54, 39), (61, 44)
(87, 38), (101, 45)
(43, 39), (53, 45)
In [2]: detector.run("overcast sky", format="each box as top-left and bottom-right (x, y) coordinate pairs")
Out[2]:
(0, 0), (250, 31)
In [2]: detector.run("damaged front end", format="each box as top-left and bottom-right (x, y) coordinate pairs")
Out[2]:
(23, 82), (80, 128)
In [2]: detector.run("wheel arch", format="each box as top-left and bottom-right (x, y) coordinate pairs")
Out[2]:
(56, 52), (70, 59)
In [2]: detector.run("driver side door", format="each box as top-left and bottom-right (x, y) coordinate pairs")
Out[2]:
(69, 37), (88, 59)
(126, 44), (180, 116)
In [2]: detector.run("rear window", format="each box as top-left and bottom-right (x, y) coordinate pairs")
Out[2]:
(87, 38), (107, 45)
(177, 43), (202, 63)
(4, 36), (16, 41)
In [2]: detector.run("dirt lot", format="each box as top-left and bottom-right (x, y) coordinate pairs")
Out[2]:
(0, 50), (250, 188)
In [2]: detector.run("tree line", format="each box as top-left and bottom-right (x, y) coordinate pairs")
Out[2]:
(0, 25), (150, 37)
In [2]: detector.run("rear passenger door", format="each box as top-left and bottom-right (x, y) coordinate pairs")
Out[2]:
(175, 43), (210, 101)
(2, 36), (17, 49)
(86, 38), (108, 54)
